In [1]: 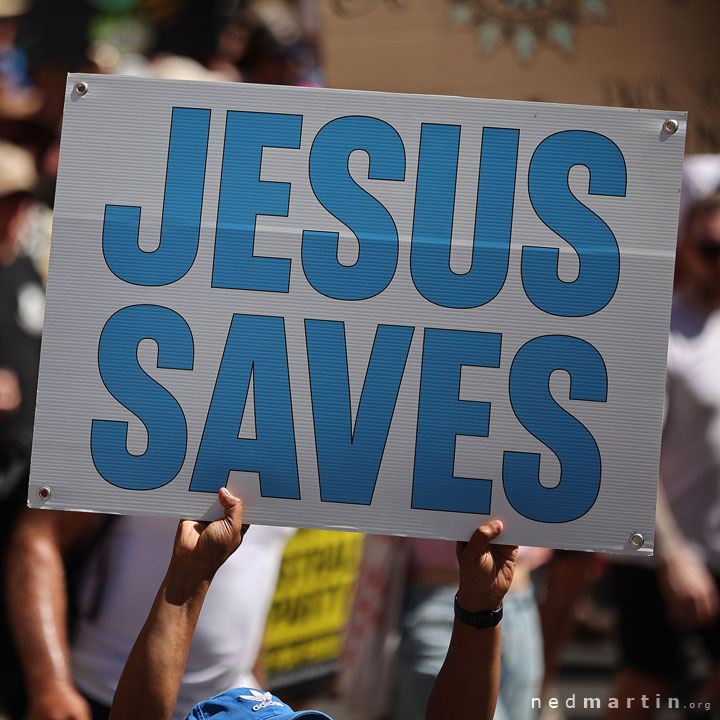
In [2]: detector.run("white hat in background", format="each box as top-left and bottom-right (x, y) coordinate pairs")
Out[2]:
(0, 0), (30, 18)
(0, 140), (37, 198)
(679, 154), (720, 235)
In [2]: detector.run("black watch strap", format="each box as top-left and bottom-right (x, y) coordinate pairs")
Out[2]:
(454, 594), (503, 629)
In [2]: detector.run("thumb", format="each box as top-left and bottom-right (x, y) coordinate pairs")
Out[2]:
(219, 487), (243, 525)
(468, 520), (504, 553)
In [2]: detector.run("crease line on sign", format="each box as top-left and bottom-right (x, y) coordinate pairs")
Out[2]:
(210, 224), (679, 258)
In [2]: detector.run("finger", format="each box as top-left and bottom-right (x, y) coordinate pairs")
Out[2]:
(455, 540), (468, 563)
(174, 518), (203, 550)
(178, 518), (203, 533)
(218, 487), (243, 525)
(467, 520), (504, 554)
(493, 542), (519, 560)
(490, 544), (519, 571)
(174, 519), (185, 543)
(219, 486), (240, 508)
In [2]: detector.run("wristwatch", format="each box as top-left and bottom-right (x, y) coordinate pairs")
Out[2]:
(454, 593), (503, 629)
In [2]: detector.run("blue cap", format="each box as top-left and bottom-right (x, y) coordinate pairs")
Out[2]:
(186, 688), (334, 720)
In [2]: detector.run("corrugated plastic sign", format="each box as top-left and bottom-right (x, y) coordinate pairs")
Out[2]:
(29, 73), (686, 554)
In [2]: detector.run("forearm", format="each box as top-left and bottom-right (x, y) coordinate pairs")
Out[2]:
(4, 517), (74, 691)
(426, 621), (501, 720)
(654, 479), (686, 559)
(112, 489), (246, 720)
(110, 558), (214, 720)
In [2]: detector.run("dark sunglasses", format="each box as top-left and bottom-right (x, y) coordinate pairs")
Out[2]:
(696, 241), (720, 263)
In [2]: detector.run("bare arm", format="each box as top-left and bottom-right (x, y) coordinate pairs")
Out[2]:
(655, 480), (718, 627)
(426, 521), (518, 720)
(654, 478), (686, 556)
(110, 489), (246, 720)
(4, 508), (99, 720)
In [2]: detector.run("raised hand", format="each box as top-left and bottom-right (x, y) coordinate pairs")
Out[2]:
(658, 546), (719, 628)
(172, 488), (249, 574)
(455, 521), (518, 612)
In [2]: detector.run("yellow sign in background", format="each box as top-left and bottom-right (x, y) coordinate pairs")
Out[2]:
(264, 529), (365, 682)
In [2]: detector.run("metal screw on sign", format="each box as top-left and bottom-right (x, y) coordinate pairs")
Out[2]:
(663, 119), (678, 135)
(628, 532), (644, 549)
(37, 486), (51, 500)
(74, 81), (89, 96)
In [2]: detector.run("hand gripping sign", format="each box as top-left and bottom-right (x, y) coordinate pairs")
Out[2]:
(29, 74), (686, 554)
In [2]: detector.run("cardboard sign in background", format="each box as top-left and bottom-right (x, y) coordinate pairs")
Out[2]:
(264, 529), (364, 686)
(29, 73), (685, 554)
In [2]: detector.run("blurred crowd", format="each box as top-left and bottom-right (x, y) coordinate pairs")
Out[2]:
(1, 0), (720, 719)
(0, 2), (321, 720)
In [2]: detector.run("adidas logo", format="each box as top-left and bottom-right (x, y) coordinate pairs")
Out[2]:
(238, 689), (285, 712)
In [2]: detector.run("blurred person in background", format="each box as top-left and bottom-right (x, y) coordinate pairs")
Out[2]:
(3, 6), (323, 718)
(678, 156), (720, 238)
(0, 138), (42, 482)
(605, 189), (720, 719)
(537, 548), (606, 712)
(231, 1), (321, 87)
(0, 138), (43, 718)
(7, 492), (293, 720)
(0, 0), (40, 118)
(4, 158), (290, 720)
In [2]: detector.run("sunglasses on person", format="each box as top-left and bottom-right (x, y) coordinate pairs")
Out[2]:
(695, 241), (720, 263)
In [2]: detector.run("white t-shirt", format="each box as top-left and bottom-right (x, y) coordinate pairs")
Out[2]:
(71, 515), (293, 720)
(661, 294), (720, 573)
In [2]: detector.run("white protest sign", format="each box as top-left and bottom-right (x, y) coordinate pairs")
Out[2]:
(29, 73), (686, 554)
